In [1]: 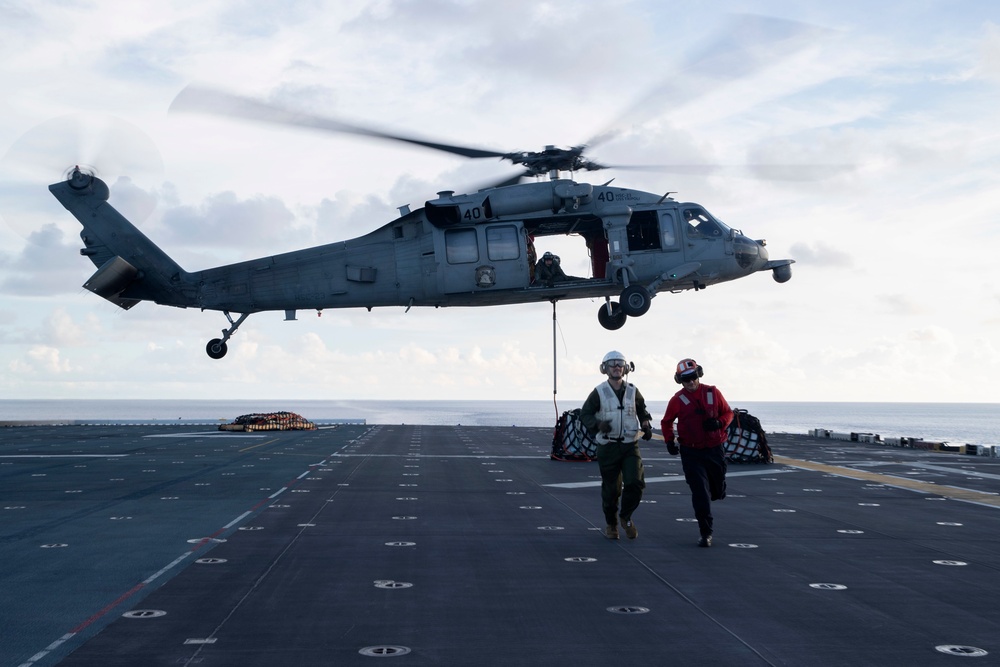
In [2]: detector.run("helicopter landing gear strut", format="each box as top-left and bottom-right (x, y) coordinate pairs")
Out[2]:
(206, 311), (250, 359)
(598, 282), (654, 330)
(597, 299), (627, 331)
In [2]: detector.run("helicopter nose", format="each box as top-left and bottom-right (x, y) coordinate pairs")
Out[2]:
(734, 235), (766, 269)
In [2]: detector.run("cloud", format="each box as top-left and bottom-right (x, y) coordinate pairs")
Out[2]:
(108, 177), (161, 224)
(877, 294), (927, 317)
(44, 308), (93, 347)
(102, 39), (183, 85)
(315, 191), (398, 241)
(787, 241), (852, 268)
(155, 190), (297, 259)
(977, 22), (1000, 82)
(9, 345), (75, 375)
(0, 224), (90, 296)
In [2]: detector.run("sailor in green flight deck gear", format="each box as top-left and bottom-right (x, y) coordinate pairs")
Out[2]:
(579, 350), (653, 540)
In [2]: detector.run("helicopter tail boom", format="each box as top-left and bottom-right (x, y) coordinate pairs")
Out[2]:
(49, 169), (197, 310)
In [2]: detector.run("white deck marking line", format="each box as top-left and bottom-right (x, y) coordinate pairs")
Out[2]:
(17, 633), (75, 667)
(331, 453), (547, 459)
(1, 454), (128, 458)
(908, 462), (1000, 481)
(143, 552), (193, 585)
(546, 469), (797, 489)
(144, 431), (266, 438)
(223, 512), (253, 530)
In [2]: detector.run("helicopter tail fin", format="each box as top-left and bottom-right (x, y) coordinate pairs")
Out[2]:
(49, 170), (196, 310)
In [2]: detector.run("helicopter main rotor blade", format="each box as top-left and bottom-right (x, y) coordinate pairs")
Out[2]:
(602, 163), (853, 181)
(477, 169), (533, 190)
(170, 85), (508, 160)
(585, 14), (832, 149)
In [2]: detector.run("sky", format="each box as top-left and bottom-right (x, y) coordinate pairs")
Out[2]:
(1, 0), (999, 406)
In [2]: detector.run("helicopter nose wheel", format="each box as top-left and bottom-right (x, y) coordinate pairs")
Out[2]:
(598, 300), (627, 330)
(206, 338), (228, 359)
(620, 285), (652, 317)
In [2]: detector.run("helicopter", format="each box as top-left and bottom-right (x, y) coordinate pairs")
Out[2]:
(48, 17), (817, 359)
(50, 149), (792, 359)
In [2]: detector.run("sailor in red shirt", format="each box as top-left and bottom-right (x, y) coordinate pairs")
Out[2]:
(660, 358), (733, 547)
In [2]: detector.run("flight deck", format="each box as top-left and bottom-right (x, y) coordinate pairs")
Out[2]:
(2, 423), (999, 666)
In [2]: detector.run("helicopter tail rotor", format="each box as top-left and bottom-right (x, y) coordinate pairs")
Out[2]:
(0, 114), (164, 243)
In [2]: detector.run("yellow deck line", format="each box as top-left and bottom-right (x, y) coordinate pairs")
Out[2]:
(773, 454), (1000, 507)
(238, 438), (279, 453)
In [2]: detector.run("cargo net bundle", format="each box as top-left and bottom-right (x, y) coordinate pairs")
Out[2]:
(551, 409), (597, 461)
(725, 408), (772, 464)
(220, 411), (317, 432)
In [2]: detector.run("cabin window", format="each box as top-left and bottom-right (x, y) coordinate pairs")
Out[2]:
(486, 225), (520, 261)
(626, 210), (662, 251)
(659, 212), (677, 248)
(445, 228), (479, 264)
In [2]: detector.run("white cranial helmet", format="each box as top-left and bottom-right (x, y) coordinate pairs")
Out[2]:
(600, 350), (629, 374)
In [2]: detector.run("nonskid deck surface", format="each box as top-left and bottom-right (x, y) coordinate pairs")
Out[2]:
(2, 424), (999, 666)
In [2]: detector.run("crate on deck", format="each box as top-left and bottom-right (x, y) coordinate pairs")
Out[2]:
(219, 411), (317, 432)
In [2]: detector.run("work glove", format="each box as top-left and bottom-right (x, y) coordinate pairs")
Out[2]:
(641, 424), (653, 441)
(703, 418), (723, 431)
(597, 420), (612, 434)
(666, 438), (678, 456)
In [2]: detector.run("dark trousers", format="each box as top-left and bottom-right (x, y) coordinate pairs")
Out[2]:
(597, 441), (645, 524)
(680, 444), (727, 536)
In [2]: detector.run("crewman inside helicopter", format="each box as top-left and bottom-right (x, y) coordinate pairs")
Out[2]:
(534, 251), (582, 287)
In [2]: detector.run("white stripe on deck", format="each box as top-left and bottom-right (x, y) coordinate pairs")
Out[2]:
(546, 468), (799, 489)
(143, 431), (267, 438)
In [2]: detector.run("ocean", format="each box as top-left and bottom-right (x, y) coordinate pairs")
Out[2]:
(1, 399), (997, 446)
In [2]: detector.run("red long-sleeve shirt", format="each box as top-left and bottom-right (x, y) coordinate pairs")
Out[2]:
(660, 383), (733, 449)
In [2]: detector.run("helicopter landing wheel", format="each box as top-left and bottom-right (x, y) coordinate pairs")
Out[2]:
(598, 301), (627, 330)
(206, 338), (228, 359)
(620, 285), (651, 317)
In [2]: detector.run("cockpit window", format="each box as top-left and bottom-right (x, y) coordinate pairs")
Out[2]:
(683, 207), (727, 238)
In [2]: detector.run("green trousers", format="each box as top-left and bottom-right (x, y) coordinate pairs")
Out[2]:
(596, 440), (645, 525)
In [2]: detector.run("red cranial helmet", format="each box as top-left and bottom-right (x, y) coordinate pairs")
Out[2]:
(674, 358), (704, 383)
